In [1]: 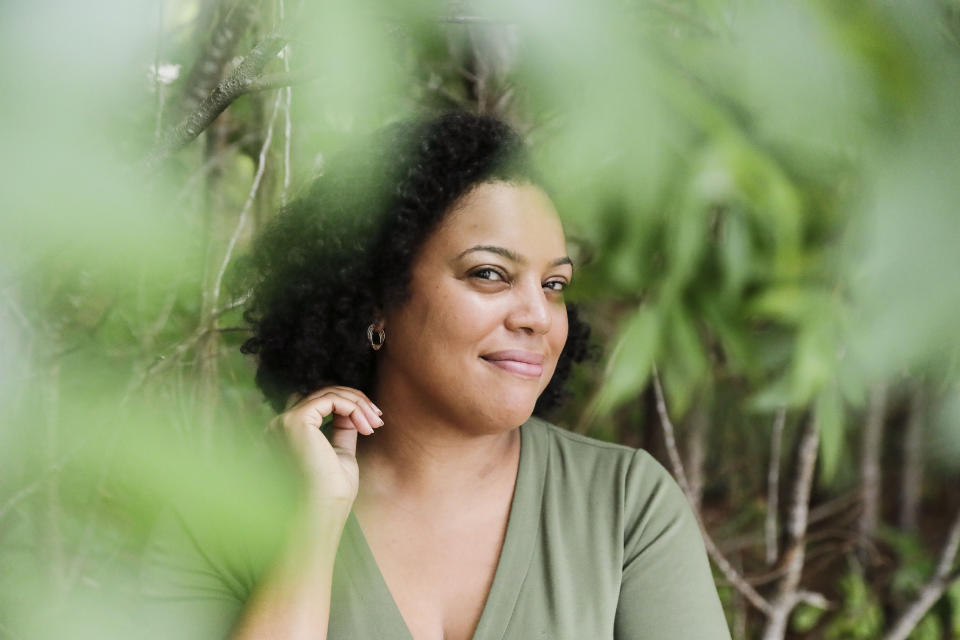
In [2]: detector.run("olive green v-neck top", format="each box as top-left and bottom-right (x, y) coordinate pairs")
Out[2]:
(142, 417), (731, 639)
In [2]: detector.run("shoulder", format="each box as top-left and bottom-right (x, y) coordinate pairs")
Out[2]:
(523, 417), (681, 509)
(524, 415), (636, 461)
(524, 415), (689, 523)
(524, 415), (666, 480)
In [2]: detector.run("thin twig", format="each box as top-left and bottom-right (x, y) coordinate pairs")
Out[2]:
(171, 133), (259, 211)
(0, 459), (69, 524)
(123, 293), (250, 399)
(899, 382), (925, 533)
(281, 82), (292, 206)
(246, 66), (319, 94)
(808, 489), (861, 525)
(652, 366), (773, 616)
(153, 0), (165, 141)
(1, 289), (33, 335)
(766, 408), (786, 566)
(884, 506), (960, 640)
(144, 34), (286, 170)
(210, 89), (283, 308)
(441, 15), (513, 24)
(859, 383), (887, 547)
(762, 414), (821, 640)
(279, 0), (293, 207)
(646, 0), (720, 37)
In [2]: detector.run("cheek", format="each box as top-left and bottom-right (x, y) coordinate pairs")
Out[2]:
(406, 286), (494, 353)
(434, 287), (507, 340)
(551, 305), (569, 355)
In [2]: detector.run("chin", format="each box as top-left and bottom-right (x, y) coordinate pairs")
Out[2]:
(475, 395), (538, 431)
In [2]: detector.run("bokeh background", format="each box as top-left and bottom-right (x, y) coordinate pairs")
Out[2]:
(2, 0), (960, 637)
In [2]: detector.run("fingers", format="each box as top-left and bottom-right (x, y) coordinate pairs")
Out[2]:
(287, 386), (384, 437)
(327, 387), (383, 432)
(308, 386), (382, 425)
(330, 421), (359, 459)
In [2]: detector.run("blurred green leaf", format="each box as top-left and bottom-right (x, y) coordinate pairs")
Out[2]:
(816, 383), (845, 484)
(825, 567), (884, 639)
(792, 600), (827, 633)
(592, 305), (661, 418)
(660, 304), (709, 417)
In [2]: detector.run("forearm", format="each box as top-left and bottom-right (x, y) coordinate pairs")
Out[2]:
(229, 503), (350, 640)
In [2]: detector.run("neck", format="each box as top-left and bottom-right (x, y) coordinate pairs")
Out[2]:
(355, 380), (522, 510)
(358, 420), (519, 492)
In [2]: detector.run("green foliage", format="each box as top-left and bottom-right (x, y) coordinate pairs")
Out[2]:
(908, 615), (943, 640)
(824, 568), (885, 639)
(792, 601), (828, 634)
(948, 580), (960, 637)
(591, 305), (660, 419)
(881, 527), (935, 598)
(4, 0), (960, 637)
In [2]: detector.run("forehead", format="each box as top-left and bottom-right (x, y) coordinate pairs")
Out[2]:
(427, 181), (567, 259)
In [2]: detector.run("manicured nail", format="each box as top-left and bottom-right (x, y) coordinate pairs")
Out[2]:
(375, 417), (384, 427)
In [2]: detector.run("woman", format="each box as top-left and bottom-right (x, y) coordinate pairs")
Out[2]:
(199, 112), (729, 639)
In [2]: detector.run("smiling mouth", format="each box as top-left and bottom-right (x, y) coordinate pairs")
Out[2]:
(480, 351), (545, 379)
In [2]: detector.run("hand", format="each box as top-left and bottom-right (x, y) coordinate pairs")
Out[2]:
(270, 386), (383, 513)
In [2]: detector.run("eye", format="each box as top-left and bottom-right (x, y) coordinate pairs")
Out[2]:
(543, 279), (568, 292)
(470, 267), (507, 282)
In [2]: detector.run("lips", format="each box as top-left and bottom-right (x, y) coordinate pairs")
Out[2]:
(480, 350), (545, 378)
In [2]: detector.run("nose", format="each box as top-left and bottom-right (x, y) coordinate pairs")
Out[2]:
(505, 278), (552, 335)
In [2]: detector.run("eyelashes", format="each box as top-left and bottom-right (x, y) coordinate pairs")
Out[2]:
(469, 267), (568, 292)
(471, 267), (506, 282)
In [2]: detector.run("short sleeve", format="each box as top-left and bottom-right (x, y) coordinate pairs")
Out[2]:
(614, 449), (731, 640)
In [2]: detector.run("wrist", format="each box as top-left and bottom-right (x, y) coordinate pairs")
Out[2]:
(296, 497), (351, 541)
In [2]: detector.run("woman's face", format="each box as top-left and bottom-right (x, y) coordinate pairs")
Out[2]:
(376, 181), (572, 433)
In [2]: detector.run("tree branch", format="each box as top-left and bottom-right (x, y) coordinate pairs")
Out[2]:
(762, 414), (821, 640)
(884, 506), (960, 640)
(859, 383), (888, 548)
(123, 293), (250, 399)
(143, 34), (286, 171)
(0, 459), (68, 525)
(246, 66), (319, 93)
(210, 87), (283, 308)
(766, 408), (786, 566)
(899, 382), (925, 533)
(652, 366), (773, 616)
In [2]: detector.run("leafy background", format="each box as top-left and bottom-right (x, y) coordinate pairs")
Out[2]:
(2, 0), (960, 637)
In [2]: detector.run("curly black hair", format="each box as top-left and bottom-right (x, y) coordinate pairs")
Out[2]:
(240, 111), (591, 416)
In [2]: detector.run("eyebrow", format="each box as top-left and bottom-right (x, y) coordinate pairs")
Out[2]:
(456, 244), (573, 268)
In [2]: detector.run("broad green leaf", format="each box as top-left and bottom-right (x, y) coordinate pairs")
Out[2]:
(660, 305), (709, 417)
(593, 305), (661, 418)
(815, 384), (845, 485)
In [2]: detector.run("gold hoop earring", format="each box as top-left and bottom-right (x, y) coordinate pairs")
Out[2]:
(366, 324), (385, 351)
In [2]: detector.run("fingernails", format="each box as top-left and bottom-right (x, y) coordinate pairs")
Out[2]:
(372, 403), (383, 415)
(375, 416), (384, 427)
